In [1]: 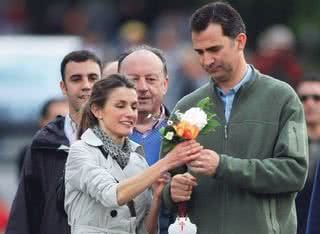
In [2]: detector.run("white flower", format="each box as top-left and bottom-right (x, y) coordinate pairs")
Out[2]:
(181, 107), (207, 130)
(174, 110), (183, 120)
(167, 120), (173, 126)
(164, 131), (174, 140)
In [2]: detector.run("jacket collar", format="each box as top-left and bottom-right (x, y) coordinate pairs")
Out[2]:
(206, 65), (259, 124)
(31, 116), (69, 150)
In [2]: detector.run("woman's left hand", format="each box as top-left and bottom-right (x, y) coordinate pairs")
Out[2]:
(152, 172), (171, 198)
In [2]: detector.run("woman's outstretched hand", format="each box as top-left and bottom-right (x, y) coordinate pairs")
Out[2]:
(164, 140), (203, 170)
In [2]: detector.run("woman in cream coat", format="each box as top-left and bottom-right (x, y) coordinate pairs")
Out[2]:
(64, 74), (202, 234)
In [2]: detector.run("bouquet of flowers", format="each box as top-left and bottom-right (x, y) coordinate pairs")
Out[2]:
(161, 97), (220, 234)
(160, 97), (219, 155)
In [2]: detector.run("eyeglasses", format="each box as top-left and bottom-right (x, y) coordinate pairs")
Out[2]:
(299, 94), (320, 102)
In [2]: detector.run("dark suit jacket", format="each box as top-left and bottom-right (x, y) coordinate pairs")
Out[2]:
(306, 160), (320, 234)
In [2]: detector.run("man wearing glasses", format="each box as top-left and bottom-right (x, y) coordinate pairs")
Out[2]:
(296, 73), (320, 234)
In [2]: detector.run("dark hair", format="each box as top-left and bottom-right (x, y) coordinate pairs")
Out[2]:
(78, 73), (135, 138)
(40, 98), (66, 119)
(117, 44), (168, 76)
(60, 50), (102, 81)
(190, 1), (246, 38)
(301, 73), (320, 83)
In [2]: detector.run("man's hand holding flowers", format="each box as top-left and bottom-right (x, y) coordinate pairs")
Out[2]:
(170, 172), (197, 203)
(188, 149), (220, 176)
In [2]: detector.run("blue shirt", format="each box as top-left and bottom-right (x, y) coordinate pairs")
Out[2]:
(216, 65), (253, 122)
(129, 119), (167, 165)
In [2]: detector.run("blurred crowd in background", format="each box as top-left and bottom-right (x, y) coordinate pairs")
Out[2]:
(1, 0), (320, 102)
(1, 0), (320, 232)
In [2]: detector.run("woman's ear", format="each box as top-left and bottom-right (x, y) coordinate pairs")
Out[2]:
(91, 104), (102, 120)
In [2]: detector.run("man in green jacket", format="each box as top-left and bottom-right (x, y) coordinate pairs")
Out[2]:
(161, 2), (308, 234)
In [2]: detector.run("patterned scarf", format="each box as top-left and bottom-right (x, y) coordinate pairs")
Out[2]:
(92, 125), (131, 169)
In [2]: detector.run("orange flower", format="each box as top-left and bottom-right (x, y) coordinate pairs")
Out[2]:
(174, 121), (200, 140)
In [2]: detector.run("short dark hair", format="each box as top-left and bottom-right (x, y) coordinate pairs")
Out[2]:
(117, 44), (168, 76)
(60, 50), (102, 81)
(40, 98), (66, 119)
(190, 1), (246, 38)
(78, 74), (135, 138)
(301, 73), (320, 83)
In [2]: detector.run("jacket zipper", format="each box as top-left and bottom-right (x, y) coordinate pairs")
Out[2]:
(293, 126), (299, 152)
(224, 125), (228, 139)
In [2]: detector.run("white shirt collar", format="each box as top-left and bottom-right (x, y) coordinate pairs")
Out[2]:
(64, 114), (78, 145)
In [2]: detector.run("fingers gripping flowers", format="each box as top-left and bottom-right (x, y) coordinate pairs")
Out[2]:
(160, 97), (220, 154)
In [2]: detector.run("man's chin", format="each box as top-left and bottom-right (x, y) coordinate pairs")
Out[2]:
(73, 103), (86, 113)
(138, 109), (153, 116)
(137, 104), (152, 112)
(211, 73), (229, 84)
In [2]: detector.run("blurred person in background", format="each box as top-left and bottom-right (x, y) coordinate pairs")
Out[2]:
(16, 98), (69, 175)
(161, 2), (308, 233)
(102, 60), (119, 77)
(165, 45), (207, 110)
(250, 24), (303, 89)
(117, 20), (147, 53)
(296, 73), (320, 234)
(5, 50), (102, 234)
(118, 45), (174, 234)
(153, 15), (187, 110)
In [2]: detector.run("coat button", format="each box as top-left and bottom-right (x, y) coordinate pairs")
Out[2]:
(110, 210), (117, 217)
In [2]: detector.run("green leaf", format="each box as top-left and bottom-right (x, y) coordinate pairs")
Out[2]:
(200, 118), (220, 135)
(197, 97), (214, 113)
(161, 139), (175, 155)
(197, 97), (221, 135)
(159, 127), (165, 135)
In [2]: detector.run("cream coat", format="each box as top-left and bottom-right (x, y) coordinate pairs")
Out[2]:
(65, 128), (152, 234)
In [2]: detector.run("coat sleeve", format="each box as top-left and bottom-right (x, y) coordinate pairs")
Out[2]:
(5, 147), (45, 234)
(215, 94), (309, 194)
(65, 142), (120, 208)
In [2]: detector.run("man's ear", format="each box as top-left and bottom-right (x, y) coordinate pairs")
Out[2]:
(236, 33), (247, 50)
(60, 80), (67, 96)
(163, 76), (169, 95)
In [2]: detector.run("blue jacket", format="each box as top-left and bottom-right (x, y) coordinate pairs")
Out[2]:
(306, 160), (320, 234)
